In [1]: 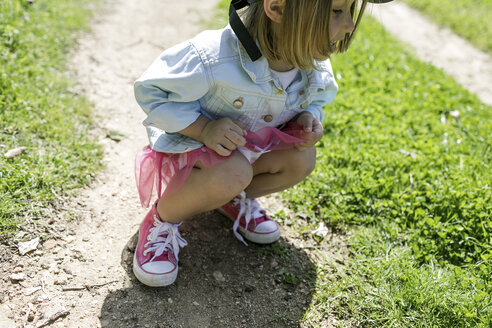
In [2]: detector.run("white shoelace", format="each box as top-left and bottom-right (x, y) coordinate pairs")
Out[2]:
(232, 191), (265, 245)
(143, 215), (188, 262)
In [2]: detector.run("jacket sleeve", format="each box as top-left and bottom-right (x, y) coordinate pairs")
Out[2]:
(305, 60), (338, 123)
(134, 42), (210, 133)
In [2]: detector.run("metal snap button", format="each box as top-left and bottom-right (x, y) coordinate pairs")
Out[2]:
(301, 101), (309, 109)
(233, 97), (244, 109)
(262, 115), (273, 122)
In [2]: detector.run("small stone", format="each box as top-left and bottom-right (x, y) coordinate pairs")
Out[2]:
(36, 294), (50, 303)
(54, 278), (67, 285)
(167, 298), (173, 304)
(82, 237), (90, 242)
(18, 237), (40, 255)
(312, 222), (329, 239)
(43, 240), (57, 250)
(213, 271), (226, 282)
(4, 146), (27, 158)
(192, 301), (199, 306)
(9, 273), (25, 281)
(27, 311), (35, 322)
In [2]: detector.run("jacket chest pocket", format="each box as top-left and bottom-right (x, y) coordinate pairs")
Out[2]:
(276, 89), (311, 121)
(203, 87), (264, 123)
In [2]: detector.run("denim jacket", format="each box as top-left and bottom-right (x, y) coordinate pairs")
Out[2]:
(134, 26), (338, 153)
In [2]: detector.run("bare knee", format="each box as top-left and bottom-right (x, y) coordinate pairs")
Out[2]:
(209, 152), (253, 197)
(286, 147), (316, 180)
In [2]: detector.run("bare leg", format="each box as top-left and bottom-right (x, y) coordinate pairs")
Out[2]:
(245, 146), (316, 199)
(157, 151), (253, 223)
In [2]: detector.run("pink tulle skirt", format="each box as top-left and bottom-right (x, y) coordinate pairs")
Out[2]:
(135, 122), (306, 208)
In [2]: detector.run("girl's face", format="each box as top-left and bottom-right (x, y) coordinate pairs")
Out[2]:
(329, 0), (356, 51)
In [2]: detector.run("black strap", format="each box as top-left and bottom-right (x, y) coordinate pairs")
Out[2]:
(229, 0), (262, 61)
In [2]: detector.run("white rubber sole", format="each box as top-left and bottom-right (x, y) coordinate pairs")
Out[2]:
(132, 252), (178, 287)
(217, 208), (280, 244)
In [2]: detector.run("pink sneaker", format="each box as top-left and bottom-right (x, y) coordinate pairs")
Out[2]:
(218, 192), (280, 245)
(132, 205), (187, 287)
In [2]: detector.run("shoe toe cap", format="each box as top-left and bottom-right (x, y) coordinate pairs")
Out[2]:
(255, 220), (279, 233)
(141, 260), (176, 274)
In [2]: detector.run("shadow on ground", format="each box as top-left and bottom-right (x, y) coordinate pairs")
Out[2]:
(100, 211), (316, 328)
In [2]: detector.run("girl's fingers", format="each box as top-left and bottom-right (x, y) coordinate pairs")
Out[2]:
(225, 129), (246, 146)
(231, 119), (247, 136)
(220, 137), (237, 151)
(231, 118), (246, 130)
(295, 143), (308, 151)
(215, 144), (232, 157)
(303, 118), (313, 132)
(312, 120), (323, 135)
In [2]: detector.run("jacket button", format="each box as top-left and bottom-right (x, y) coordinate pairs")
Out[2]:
(299, 89), (305, 96)
(301, 101), (309, 109)
(263, 115), (273, 122)
(233, 97), (244, 109)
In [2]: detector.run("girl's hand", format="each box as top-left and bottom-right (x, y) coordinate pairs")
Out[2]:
(295, 112), (323, 151)
(200, 117), (247, 156)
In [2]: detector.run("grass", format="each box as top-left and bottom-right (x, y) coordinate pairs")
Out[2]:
(403, 0), (492, 54)
(0, 0), (102, 234)
(284, 17), (491, 328)
(214, 1), (491, 326)
(288, 18), (492, 271)
(306, 229), (490, 327)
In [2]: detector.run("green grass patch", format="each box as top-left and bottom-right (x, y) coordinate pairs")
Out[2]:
(403, 0), (492, 54)
(286, 17), (492, 274)
(307, 228), (491, 327)
(1, 0), (102, 233)
(284, 17), (491, 327)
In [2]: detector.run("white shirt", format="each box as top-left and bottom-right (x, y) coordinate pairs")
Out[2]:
(270, 68), (300, 90)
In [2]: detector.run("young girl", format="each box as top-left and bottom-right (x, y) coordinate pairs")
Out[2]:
(133, 0), (393, 287)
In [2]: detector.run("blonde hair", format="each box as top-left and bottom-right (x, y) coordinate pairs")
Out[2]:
(242, 0), (368, 70)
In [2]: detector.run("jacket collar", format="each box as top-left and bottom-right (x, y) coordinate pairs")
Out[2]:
(236, 35), (273, 84)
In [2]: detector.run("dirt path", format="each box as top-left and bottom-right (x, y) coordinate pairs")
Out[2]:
(2, 1), (492, 328)
(369, 1), (492, 106)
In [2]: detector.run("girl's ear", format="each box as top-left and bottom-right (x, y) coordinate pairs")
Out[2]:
(263, 0), (285, 23)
